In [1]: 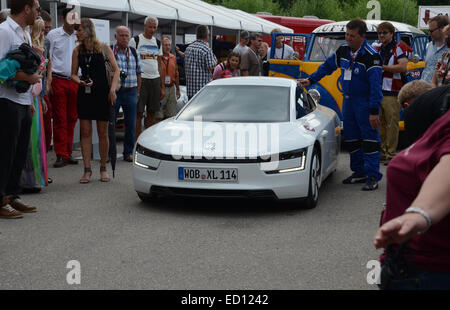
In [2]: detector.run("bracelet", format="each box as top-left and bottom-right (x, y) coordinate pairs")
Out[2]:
(404, 207), (432, 234)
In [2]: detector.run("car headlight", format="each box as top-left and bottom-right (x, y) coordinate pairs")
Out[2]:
(263, 148), (307, 174)
(134, 144), (160, 170)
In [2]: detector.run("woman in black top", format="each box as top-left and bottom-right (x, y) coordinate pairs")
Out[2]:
(71, 18), (119, 184)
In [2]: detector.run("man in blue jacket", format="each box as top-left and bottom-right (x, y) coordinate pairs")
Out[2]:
(299, 19), (383, 191)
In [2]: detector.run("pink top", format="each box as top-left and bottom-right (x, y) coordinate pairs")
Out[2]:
(212, 61), (239, 80)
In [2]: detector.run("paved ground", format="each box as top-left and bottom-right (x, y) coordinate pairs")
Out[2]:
(0, 140), (387, 290)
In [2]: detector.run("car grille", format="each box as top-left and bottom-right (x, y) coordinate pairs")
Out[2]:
(151, 186), (277, 199)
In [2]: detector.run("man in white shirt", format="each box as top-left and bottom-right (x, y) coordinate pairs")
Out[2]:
(232, 30), (249, 56)
(268, 28), (294, 60)
(46, 8), (79, 168)
(129, 16), (164, 139)
(0, 0), (42, 219)
(421, 15), (449, 83)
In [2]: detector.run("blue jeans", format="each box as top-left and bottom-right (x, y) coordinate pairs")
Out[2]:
(115, 88), (137, 157)
(380, 265), (450, 290)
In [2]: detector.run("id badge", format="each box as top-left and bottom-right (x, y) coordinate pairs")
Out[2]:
(85, 86), (91, 94)
(344, 69), (352, 81)
(165, 76), (171, 85)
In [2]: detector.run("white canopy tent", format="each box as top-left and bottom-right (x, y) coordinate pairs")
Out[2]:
(45, 0), (292, 36)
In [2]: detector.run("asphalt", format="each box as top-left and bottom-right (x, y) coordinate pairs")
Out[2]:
(0, 140), (386, 290)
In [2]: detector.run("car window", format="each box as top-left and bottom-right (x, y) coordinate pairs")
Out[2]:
(411, 35), (429, 60)
(177, 85), (291, 123)
(295, 87), (316, 118)
(309, 33), (379, 62)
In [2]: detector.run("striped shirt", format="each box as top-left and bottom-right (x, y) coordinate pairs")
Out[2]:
(375, 40), (409, 95)
(184, 40), (217, 98)
(112, 45), (143, 89)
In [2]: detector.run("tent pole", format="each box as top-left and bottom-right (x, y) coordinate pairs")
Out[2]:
(49, 1), (58, 29)
(121, 11), (128, 28)
(1, 0), (7, 10)
(209, 26), (213, 47)
(171, 19), (177, 54)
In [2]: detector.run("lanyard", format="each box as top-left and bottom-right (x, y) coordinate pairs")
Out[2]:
(163, 55), (170, 74)
(83, 48), (93, 78)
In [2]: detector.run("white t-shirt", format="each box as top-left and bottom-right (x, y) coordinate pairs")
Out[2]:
(233, 44), (249, 56)
(129, 34), (161, 80)
(269, 44), (294, 60)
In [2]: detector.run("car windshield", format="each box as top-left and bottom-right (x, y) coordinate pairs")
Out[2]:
(177, 85), (291, 123)
(309, 33), (379, 62)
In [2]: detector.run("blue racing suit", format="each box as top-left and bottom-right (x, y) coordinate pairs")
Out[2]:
(308, 40), (383, 181)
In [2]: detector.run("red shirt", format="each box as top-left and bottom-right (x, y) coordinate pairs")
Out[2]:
(381, 110), (450, 272)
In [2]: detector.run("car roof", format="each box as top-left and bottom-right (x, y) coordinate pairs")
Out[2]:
(208, 77), (296, 88)
(313, 20), (425, 35)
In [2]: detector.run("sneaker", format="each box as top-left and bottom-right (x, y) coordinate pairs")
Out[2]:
(362, 177), (378, 191)
(124, 154), (133, 162)
(54, 156), (67, 168)
(66, 155), (78, 165)
(342, 173), (367, 184)
(0, 205), (23, 219)
(10, 198), (37, 213)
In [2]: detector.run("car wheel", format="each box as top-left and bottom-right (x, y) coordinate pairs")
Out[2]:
(304, 148), (321, 209)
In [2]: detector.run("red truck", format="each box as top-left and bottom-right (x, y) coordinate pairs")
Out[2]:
(255, 14), (334, 59)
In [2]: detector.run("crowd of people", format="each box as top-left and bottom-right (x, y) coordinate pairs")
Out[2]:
(1, 0), (450, 291)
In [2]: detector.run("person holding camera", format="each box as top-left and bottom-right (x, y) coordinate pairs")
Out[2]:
(112, 26), (142, 162)
(71, 18), (119, 184)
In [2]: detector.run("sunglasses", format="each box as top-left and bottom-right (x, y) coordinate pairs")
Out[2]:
(377, 31), (390, 35)
(429, 27), (441, 33)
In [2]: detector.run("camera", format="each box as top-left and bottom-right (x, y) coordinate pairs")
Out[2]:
(120, 70), (127, 80)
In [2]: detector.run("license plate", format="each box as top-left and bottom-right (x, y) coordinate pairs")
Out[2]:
(178, 167), (238, 183)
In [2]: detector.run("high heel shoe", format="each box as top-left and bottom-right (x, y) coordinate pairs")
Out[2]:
(100, 166), (110, 182)
(79, 167), (92, 184)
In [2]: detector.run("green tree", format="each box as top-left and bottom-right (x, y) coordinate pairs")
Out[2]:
(206, 0), (420, 28)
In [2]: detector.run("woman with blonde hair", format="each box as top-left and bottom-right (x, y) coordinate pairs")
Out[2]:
(19, 17), (51, 193)
(71, 18), (119, 183)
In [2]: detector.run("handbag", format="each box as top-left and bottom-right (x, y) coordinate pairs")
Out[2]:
(101, 43), (119, 92)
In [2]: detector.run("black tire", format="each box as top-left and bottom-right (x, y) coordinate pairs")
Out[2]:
(303, 147), (321, 209)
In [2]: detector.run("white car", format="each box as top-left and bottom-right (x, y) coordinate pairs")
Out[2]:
(133, 77), (341, 208)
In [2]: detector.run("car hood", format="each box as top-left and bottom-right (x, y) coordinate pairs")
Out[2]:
(137, 119), (316, 158)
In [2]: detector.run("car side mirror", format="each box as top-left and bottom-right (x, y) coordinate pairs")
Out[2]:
(309, 89), (321, 104)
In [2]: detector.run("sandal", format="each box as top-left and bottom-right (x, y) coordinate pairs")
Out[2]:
(100, 166), (110, 182)
(79, 168), (92, 184)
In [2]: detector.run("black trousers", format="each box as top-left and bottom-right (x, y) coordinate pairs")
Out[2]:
(0, 98), (32, 203)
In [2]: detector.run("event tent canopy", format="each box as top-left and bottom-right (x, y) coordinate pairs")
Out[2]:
(57, 0), (293, 34)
